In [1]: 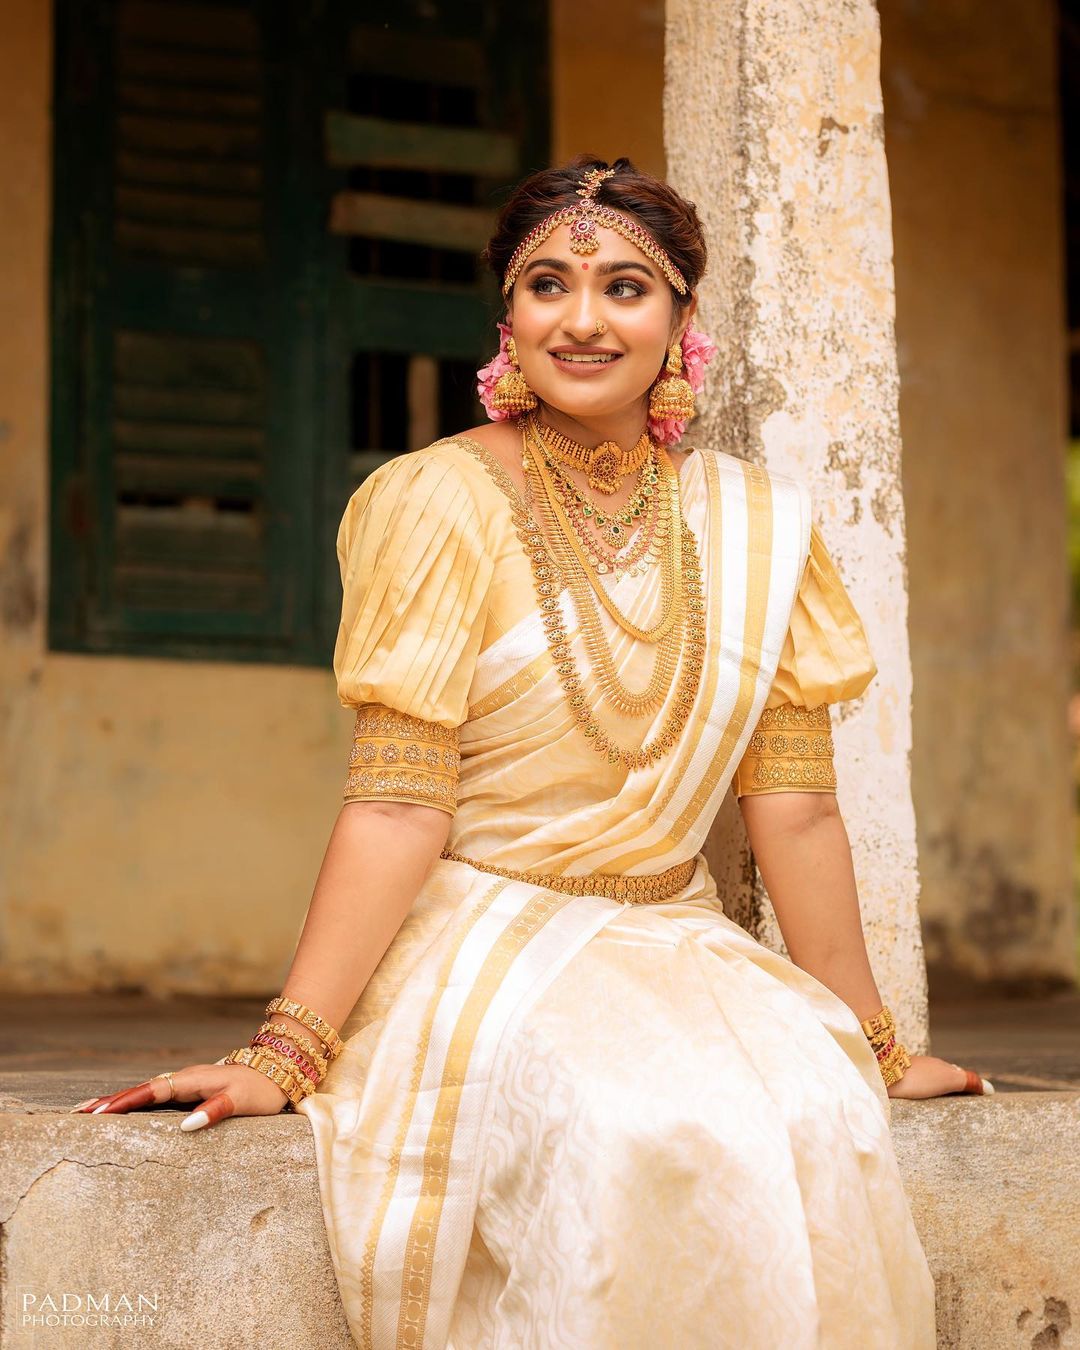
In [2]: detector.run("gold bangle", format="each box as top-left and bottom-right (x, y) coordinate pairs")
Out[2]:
(249, 1032), (326, 1085)
(859, 1005), (912, 1086)
(876, 1040), (912, 1087)
(258, 1022), (330, 1076)
(859, 1004), (897, 1047)
(224, 1047), (313, 1108)
(264, 996), (343, 1059)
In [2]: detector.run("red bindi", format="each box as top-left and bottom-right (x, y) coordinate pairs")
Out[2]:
(581, 262), (589, 270)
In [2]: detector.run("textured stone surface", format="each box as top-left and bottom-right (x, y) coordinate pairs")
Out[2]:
(666, 0), (931, 1046)
(2, 1095), (1077, 1348)
(892, 1092), (1080, 1350)
(0, 1113), (354, 1347)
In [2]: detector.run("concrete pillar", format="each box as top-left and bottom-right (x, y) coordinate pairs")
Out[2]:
(881, 0), (1076, 992)
(665, 0), (930, 1044)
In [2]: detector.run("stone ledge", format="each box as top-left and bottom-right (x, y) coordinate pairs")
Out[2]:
(889, 1091), (1079, 1350)
(1, 1092), (1077, 1348)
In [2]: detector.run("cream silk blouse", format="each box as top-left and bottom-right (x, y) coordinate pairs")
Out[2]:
(330, 447), (877, 814)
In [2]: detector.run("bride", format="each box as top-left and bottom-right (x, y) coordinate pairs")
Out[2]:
(72, 154), (990, 1349)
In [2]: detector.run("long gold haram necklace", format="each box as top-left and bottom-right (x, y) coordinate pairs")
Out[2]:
(517, 424), (708, 765)
(525, 447), (680, 716)
(525, 415), (682, 644)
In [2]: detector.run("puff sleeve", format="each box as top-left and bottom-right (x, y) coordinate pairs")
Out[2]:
(333, 452), (495, 815)
(733, 521), (877, 798)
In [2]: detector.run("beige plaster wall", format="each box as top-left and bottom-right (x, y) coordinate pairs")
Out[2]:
(666, 0), (930, 1044)
(881, 0), (1076, 989)
(550, 0), (665, 176)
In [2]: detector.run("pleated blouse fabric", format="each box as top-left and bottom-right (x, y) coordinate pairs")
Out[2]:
(298, 435), (936, 1350)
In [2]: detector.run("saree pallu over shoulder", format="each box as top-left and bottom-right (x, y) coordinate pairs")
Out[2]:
(444, 444), (814, 877)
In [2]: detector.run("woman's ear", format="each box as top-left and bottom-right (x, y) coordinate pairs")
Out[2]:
(671, 294), (698, 346)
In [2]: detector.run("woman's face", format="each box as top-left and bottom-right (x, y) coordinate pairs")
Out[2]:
(506, 222), (693, 423)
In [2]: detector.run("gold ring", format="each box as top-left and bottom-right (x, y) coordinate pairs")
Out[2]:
(593, 320), (607, 336)
(152, 1071), (177, 1101)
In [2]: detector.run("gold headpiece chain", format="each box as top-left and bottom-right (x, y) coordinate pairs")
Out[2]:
(501, 167), (688, 297)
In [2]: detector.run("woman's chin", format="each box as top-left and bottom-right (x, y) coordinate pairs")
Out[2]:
(533, 388), (641, 420)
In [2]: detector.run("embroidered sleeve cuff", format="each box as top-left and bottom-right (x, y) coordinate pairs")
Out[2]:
(733, 703), (837, 798)
(342, 704), (460, 816)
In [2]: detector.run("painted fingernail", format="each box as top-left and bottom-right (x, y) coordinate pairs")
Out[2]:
(69, 1098), (97, 1113)
(180, 1110), (209, 1132)
(91, 1102), (111, 1114)
(981, 1078), (995, 1094)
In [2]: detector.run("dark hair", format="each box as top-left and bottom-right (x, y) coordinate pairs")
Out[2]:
(482, 154), (707, 313)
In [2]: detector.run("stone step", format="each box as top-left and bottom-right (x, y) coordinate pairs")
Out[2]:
(3, 1094), (1077, 1348)
(3, 995), (1078, 1347)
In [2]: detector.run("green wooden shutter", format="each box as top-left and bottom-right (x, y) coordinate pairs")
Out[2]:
(50, 0), (329, 662)
(49, 0), (549, 665)
(320, 0), (550, 493)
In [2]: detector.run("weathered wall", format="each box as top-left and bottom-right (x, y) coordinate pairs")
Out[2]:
(0, 4), (665, 995)
(881, 0), (1076, 990)
(0, 6), (344, 996)
(665, 0), (930, 1044)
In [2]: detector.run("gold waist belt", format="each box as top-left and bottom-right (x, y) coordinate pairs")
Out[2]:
(438, 849), (697, 904)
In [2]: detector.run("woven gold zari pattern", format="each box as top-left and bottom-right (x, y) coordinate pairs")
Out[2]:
(439, 849), (696, 904)
(733, 702), (837, 797)
(343, 703), (460, 815)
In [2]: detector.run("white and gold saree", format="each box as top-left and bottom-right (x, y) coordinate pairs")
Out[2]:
(297, 436), (936, 1350)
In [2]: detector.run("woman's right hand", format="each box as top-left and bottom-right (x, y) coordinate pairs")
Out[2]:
(69, 1062), (292, 1130)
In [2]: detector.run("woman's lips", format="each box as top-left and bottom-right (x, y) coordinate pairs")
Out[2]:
(547, 352), (624, 377)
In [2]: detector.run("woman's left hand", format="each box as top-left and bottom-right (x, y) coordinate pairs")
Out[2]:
(886, 1053), (994, 1099)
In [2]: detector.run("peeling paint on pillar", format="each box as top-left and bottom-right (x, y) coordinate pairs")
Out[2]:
(665, 0), (929, 1045)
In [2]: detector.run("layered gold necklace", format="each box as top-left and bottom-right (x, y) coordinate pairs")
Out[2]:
(536, 434), (661, 579)
(516, 415), (707, 768)
(537, 420), (652, 495)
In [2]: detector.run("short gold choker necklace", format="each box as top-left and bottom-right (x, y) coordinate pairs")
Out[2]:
(531, 416), (652, 495)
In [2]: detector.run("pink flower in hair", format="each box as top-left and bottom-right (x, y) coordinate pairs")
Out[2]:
(476, 321), (515, 421)
(648, 324), (717, 446)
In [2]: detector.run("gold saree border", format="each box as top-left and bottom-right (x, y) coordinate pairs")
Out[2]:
(395, 887), (584, 1348)
(358, 878), (512, 1347)
(610, 453), (773, 869)
(467, 645), (555, 722)
(674, 457), (773, 831)
(359, 871), (615, 1350)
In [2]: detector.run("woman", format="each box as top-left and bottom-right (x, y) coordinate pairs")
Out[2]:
(72, 156), (990, 1349)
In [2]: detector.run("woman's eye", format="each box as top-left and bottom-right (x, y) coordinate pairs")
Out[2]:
(608, 280), (644, 298)
(528, 276), (564, 295)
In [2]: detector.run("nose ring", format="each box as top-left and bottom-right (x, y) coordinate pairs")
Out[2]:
(592, 320), (607, 337)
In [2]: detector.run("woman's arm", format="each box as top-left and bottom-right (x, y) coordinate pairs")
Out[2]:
(738, 791), (883, 1021)
(72, 798), (451, 1125)
(737, 790), (985, 1098)
(274, 799), (452, 1043)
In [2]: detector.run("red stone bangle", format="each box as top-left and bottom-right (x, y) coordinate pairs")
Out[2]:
(873, 1034), (897, 1062)
(250, 1033), (321, 1084)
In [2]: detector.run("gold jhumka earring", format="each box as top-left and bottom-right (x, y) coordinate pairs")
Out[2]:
(490, 335), (538, 414)
(648, 341), (695, 421)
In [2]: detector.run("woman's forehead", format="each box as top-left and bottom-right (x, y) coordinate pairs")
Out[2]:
(518, 223), (659, 277)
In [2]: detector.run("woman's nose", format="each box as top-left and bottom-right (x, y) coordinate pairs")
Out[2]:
(564, 306), (603, 341)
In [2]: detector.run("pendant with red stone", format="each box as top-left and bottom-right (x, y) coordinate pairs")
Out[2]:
(568, 212), (600, 255)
